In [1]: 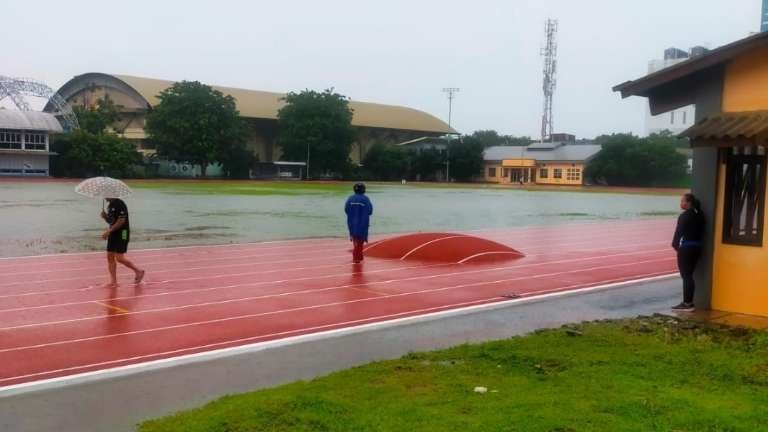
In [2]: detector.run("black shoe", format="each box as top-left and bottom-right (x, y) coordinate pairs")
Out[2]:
(672, 302), (695, 311)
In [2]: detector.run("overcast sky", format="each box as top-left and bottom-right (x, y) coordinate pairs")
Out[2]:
(1, 0), (762, 138)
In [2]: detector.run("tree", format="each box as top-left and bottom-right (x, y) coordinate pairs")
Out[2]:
(411, 148), (445, 181)
(52, 130), (141, 178)
(145, 81), (247, 177)
(469, 130), (532, 147)
(362, 143), (411, 180)
(220, 145), (257, 179)
(277, 89), (355, 178)
(448, 136), (485, 181)
(74, 95), (121, 134)
(51, 97), (141, 178)
(586, 133), (688, 187)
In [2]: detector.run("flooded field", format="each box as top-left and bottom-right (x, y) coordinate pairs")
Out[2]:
(0, 180), (680, 257)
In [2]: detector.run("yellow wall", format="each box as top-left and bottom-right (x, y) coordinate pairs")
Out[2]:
(536, 163), (584, 185)
(708, 47), (768, 317)
(502, 159), (536, 167)
(722, 46), (768, 112)
(484, 163), (503, 182)
(712, 160), (768, 316)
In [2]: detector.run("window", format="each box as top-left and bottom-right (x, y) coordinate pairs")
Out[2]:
(723, 146), (766, 246)
(553, 168), (563, 179)
(24, 133), (46, 151)
(488, 167), (497, 178)
(503, 168), (510, 177)
(683, 111), (687, 125)
(0, 131), (22, 149)
(671, 111), (675, 125)
(539, 168), (549, 179)
(566, 168), (581, 181)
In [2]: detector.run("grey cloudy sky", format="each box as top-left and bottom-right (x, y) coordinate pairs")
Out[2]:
(1, 0), (762, 138)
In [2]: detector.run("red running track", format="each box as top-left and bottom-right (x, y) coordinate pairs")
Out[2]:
(0, 219), (677, 387)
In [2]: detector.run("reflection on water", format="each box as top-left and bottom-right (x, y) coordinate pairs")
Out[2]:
(0, 182), (678, 257)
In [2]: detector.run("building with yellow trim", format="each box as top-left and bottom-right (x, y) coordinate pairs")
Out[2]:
(615, 32), (768, 317)
(45, 73), (456, 167)
(483, 141), (602, 185)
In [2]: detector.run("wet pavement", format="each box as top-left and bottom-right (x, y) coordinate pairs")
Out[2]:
(0, 180), (679, 257)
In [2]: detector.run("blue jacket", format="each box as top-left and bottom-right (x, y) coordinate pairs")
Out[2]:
(345, 193), (373, 241)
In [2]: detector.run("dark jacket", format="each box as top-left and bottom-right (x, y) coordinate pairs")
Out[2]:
(345, 193), (373, 242)
(672, 208), (705, 251)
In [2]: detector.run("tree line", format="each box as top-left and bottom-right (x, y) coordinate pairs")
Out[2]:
(50, 81), (689, 187)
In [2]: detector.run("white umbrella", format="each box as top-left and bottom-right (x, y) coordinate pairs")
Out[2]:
(75, 177), (133, 208)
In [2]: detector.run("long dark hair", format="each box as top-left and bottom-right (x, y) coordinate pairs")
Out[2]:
(683, 193), (701, 212)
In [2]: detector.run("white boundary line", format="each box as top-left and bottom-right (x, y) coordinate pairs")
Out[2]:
(0, 245), (673, 326)
(0, 256), (674, 350)
(399, 235), (468, 260)
(0, 218), (672, 264)
(0, 223), (670, 289)
(0, 273), (677, 396)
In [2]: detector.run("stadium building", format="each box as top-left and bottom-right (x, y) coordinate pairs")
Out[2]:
(47, 73), (455, 176)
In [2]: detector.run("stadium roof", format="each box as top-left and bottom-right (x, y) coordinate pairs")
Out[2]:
(0, 110), (63, 132)
(51, 73), (456, 134)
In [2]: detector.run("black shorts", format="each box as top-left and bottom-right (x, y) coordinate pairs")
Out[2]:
(107, 229), (130, 254)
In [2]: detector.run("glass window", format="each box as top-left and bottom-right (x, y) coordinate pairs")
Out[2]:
(488, 167), (496, 177)
(24, 133), (46, 151)
(723, 146), (766, 246)
(539, 168), (548, 179)
(566, 168), (581, 181)
(0, 130), (22, 149)
(553, 168), (562, 179)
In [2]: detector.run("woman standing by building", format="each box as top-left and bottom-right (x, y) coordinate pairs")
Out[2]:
(671, 193), (705, 311)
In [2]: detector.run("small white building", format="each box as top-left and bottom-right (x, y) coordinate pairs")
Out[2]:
(0, 110), (63, 176)
(645, 47), (708, 136)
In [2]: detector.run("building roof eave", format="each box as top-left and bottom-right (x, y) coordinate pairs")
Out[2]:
(613, 32), (768, 99)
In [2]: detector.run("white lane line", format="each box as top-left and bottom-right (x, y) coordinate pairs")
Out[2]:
(0, 220), (670, 272)
(0, 273), (677, 391)
(399, 235), (470, 260)
(0, 224), (670, 297)
(0, 256), (674, 348)
(458, 251), (525, 264)
(0, 239), (672, 314)
(0, 238), (671, 315)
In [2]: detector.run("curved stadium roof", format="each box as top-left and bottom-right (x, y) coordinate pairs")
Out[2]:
(51, 73), (456, 134)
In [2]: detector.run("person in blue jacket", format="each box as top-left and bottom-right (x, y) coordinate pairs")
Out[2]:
(345, 183), (373, 263)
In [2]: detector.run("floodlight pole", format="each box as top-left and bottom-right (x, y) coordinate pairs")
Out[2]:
(442, 87), (459, 182)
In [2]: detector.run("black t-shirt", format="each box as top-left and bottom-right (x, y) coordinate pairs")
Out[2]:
(107, 199), (130, 236)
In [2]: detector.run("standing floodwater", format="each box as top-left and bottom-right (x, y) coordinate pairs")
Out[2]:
(0, 180), (679, 257)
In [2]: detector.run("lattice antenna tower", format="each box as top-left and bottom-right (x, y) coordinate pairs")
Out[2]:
(540, 19), (558, 143)
(0, 76), (78, 131)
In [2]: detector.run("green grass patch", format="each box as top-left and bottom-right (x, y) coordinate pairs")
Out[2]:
(128, 180), (353, 196)
(139, 316), (768, 432)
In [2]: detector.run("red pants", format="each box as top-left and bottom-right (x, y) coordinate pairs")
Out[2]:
(352, 238), (365, 263)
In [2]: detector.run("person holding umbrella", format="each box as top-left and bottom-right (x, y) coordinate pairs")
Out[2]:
(345, 182), (373, 264)
(75, 177), (145, 286)
(101, 197), (144, 285)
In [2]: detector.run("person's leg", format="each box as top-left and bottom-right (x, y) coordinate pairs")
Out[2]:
(106, 252), (118, 285)
(678, 248), (698, 304)
(115, 253), (145, 283)
(353, 239), (364, 263)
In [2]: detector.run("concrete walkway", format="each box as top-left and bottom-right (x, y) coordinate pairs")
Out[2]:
(0, 276), (680, 432)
